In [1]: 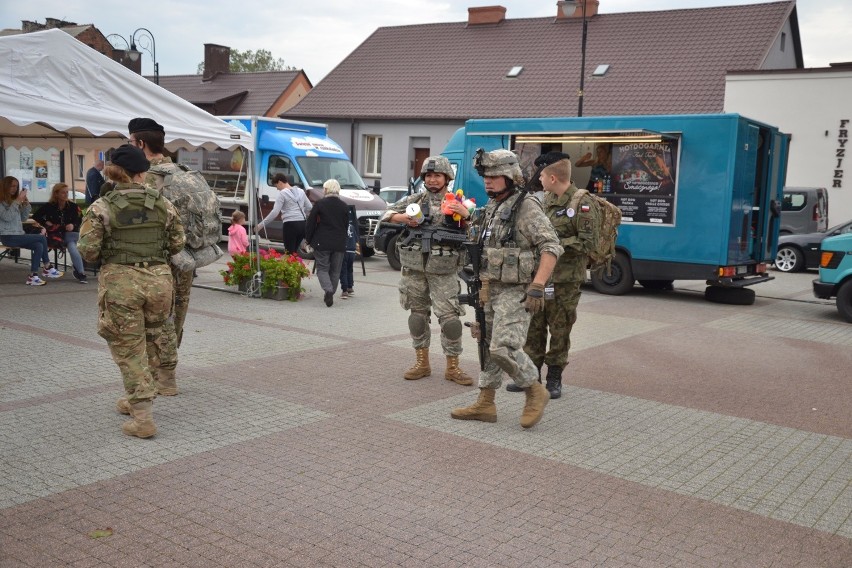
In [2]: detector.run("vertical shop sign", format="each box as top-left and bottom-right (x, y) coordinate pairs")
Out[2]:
(835, 119), (848, 188)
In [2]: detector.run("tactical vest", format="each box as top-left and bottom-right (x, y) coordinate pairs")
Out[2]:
(101, 184), (170, 265)
(478, 191), (537, 284)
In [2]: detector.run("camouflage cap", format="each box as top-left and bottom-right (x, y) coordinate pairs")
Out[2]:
(474, 149), (524, 186)
(421, 155), (455, 181)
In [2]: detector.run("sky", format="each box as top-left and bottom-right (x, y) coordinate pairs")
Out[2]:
(1, 1), (850, 83)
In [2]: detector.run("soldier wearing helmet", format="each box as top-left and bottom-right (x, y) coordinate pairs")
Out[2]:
(380, 156), (475, 386)
(451, 149), (563, 429)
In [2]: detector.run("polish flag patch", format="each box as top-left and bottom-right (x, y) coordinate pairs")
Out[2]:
(580, 204), (591, 212)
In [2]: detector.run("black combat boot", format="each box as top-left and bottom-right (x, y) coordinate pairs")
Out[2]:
(545, 365), (563, 399)
(506, 365), (541, 392)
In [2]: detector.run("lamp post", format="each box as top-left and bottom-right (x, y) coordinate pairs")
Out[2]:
(108, 28), (158, 85)
(559, 0), (588, 117)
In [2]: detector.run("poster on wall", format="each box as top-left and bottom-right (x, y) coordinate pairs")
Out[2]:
(609, 141), (678, 224)
(19, 150), (33, 170)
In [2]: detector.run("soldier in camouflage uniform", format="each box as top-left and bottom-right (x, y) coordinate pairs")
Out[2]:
(451, 149), (563, 428)
(519, 153), (598, 400)
(382, 156), (474, 385)
(78, 144), (185, 438)
(128, 118), (189, 396)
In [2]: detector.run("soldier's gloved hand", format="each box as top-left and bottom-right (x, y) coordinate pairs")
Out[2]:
(521, 282), (546, 314)
(466, 321), (481, 340)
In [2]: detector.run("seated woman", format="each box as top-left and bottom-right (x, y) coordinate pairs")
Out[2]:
(33, 183), (87, 283)
(0, 176), (63, 285)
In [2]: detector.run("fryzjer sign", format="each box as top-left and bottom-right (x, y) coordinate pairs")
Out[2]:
(609, 141), (678, 225)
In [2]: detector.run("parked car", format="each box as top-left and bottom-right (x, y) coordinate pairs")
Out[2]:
(775, 219), (852, 272)
(378, 186), (410, 205)
(812, 232), (852, 323)
(780, 187), (828, 235)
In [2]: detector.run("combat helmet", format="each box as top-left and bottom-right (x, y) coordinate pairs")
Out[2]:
(473, 148), (525, 186)
(420, 155), (455, 181)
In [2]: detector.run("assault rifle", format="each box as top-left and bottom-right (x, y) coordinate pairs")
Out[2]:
(398, 223), (468, 251)
(458, 241), (488, 370)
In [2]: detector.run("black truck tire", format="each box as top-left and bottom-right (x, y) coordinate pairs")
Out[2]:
(590, 252), (634, 295)
(704, 285), (756, 305)
(639, 279), (674, 291)
(836, 280), (852, 323)
(386, 234), (401, 271)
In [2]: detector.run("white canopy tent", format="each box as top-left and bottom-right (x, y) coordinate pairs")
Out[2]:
(0, 29), (252, 199)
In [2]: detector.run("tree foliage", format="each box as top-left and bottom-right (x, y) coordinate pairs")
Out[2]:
(197, 48), (295, 74)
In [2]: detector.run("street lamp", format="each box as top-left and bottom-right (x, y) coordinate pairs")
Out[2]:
(558, 0), (588, 117)
(108, 28), (159, 85)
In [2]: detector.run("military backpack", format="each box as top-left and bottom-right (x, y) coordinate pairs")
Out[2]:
(147, 162), (223, 270)
(568, 188), (622, 273)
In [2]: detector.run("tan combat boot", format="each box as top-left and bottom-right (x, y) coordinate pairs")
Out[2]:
(450, 388), (497, 422)
(121, 400), (157, 438)
(444, 356), (473, 386)
(520, 382), (549, 428)
(404, 348), (431, 380)
(155, 369), (178, 396)
(116, 396), (131, 415)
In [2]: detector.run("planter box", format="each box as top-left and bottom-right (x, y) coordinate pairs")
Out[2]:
(238, 278), (300, 301)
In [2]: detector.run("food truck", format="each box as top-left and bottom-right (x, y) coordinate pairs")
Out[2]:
(442, 114), (790, 304)
(179, 116), (386, 257)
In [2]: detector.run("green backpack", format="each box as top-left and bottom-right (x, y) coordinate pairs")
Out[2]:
(568, 188), (622, 273)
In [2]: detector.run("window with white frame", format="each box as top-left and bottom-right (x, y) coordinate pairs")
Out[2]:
(76, 155), (85, 178)
(364, 135), (382, 176)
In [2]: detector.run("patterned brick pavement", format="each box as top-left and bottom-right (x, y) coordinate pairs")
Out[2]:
(0, 256), (849, 567)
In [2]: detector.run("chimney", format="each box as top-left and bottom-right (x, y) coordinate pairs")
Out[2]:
(556, 0), (599, 20)
(468, 6), (507, 26)
(203, 44), (231, 81)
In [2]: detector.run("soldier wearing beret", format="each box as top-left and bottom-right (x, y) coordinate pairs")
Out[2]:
(513, 153), (598, 400)
(78, 144), (185, 438)
(451, 149), (563, 429)
(128, 117), (189, 396)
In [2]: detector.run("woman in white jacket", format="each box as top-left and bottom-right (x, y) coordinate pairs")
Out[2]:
(255, 173), (312, 255)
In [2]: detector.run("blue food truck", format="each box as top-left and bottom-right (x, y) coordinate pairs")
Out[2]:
(180, 116), (386, 257)
(442, 114), (790, 304)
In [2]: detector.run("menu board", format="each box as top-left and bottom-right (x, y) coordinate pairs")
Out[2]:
(608, 141), (678, 225)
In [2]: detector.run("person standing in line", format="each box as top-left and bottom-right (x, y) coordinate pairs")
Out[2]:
(0, 176), (63, 286)
(33, 182), (88, 283)
(77, 144), (185, 438)
(339, 205), (358, 299)
(85, 159), (104, 205)
(451, 149), (562, 429)
(127, 118), (185, 398)
(381, 156), (474, 385)
(228, 210), (249, 256)
(305, 179), (349, 307)
(513, 152), (597, 400)
(255, 173), (312, 255)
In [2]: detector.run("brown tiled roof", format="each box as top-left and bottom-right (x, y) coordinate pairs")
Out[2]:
(157, 70), (303, 116)
(284, 1), (796, 120)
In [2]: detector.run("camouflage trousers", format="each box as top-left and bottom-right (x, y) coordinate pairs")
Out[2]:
(170, 267), (194, 348)
(478, 281), (539, 389)
(96, 264), (175, 404)
(399, 267), (464, 355)
(524, 280), (582, 369)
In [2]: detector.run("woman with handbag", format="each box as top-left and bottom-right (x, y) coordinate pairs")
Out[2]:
(255, 173), (312, 255)
(33, 183), (87, 283)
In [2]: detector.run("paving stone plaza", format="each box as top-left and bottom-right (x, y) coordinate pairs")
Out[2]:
(1, 254), (849, 567)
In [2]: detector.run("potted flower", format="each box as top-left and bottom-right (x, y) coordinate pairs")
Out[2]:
(220, 249), (310, 301)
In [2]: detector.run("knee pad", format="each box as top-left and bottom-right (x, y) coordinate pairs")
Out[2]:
(489, 346), (519, 377)
(440, 317), (463, 341)
(408, 311), (430, 338)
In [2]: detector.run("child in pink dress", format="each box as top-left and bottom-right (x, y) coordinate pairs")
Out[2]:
(228, 210), (249, 256)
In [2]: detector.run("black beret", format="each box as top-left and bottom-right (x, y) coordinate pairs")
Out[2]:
(110, 144), (150, 174)
(534, 151), (572, 167)
(128, 117), (164, 134)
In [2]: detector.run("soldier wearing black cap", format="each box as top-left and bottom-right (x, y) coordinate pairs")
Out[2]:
(512, 151), (599, 399)
(127, 117), (189, 397)
(78, 144), (185, 438)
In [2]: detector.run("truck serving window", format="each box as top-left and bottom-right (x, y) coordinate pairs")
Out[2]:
(297, 157), (367, 189)
(513, 131), (680, 225)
